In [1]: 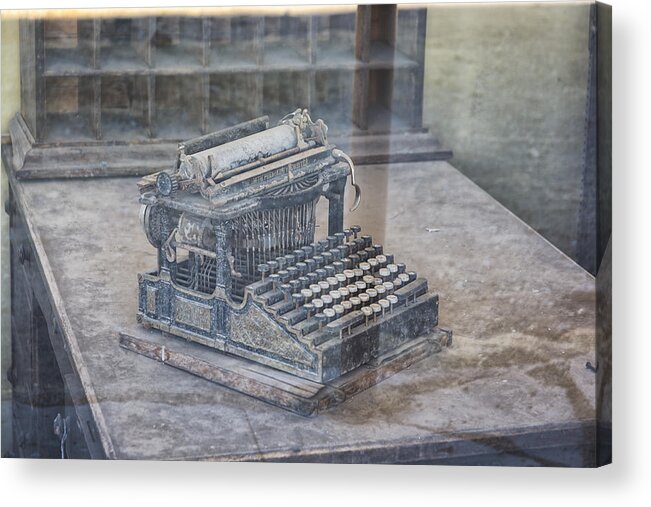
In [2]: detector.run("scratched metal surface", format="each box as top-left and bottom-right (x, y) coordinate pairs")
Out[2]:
(17, 161), (596, 462)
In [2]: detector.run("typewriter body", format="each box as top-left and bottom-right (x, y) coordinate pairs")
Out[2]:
(137, 110), (440, 384)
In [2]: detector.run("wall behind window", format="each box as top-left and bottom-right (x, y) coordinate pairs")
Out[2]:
(422, 2), (590, 266)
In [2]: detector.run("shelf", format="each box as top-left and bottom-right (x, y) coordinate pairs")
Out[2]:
(45, 113), (96, 142)
(101, 111), (149, 141)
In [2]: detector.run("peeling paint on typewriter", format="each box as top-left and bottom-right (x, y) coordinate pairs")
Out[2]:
(136, 109), (446, 385)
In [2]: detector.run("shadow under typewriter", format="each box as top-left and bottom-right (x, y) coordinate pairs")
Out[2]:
(120, 110), (451, 417)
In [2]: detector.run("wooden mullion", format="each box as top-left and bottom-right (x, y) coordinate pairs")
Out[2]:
(201, 74), (210, 135)
(409, 8), (426, 129)
(202, 17), (211, 67)
(91, 19), (101, 139)
(20, 19), (46, 141)
(147, 75), (156, 138)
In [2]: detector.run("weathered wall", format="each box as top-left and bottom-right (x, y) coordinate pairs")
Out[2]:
(1, 17), (20, 456)
(423, 2), (591, 262)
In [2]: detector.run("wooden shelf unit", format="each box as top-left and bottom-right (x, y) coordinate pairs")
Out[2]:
(20, 6), (427, 145)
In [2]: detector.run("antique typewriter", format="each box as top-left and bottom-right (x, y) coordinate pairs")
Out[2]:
(130, 110), (447, 412)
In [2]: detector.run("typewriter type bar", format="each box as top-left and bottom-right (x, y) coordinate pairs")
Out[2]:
(133, 109), (446, 392)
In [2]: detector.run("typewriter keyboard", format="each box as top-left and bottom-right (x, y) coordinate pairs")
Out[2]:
(246, 225), (430, 344)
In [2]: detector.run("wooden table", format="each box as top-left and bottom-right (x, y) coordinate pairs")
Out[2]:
(3, 146), (597, 464)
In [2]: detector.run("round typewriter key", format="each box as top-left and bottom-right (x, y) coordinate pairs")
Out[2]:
(311, 242), (322, 254)
(278, 270), (290, 283)
(359, 261), (371, 274)
(319, 239), (330, 250)
(379, 267), (391, 282)
(267, 260), (279, 273)
(315, 312), (328, 328)
(347, 242), (359, 254)
(365, 247), (377, 259)
(303, 303), (315, 317)
(284, 254), (296, 266)
(302, 245), (313, 258)
(276, 257), (287, 270)
(368, 258), (379, 272)
(357, 250), (369, 262)
(309, 284), (321, 296)
(304, 258), (316, 273)
(307, 272), (319, 284)
(313, 298), (324, 311)
(343, 269), (355, 281)
(341, 257), (353, 270)
(322, 251), (333, 264)
(326, 236), (337, 249)
(269, 273), (280, 290)
(324, 265), (336, 277)
(375, 285), (386, 298)
(387, 294), (398, 312)
(326, 276), (339, 290)
(374, 244), (384, 255)
(351, 225), (362, 238)
(280, 284), (292, 300)
(289, 280), (301, 292)
(396, 263), (406, 274)
(367, 288), (378, 303)
(342, 300), (352, 313)
(257, 263), (270, 279)
(295, 262), (307, 276)
(385, 254), (395, 264)
(329, 248), (341, 260)
(379, 298), (390, 315)
(355, 280), (367, 291)
(337, 245), (349, 258)
(376, 254), (387, 267)
(370, 303), (382, 320)
(393, 277), (403, 289)
(287, 266), (298, 279)
(353, 268), (364, 280)
(343, 228), (354, 241)
(387, 263), (398, 275)
(408, 271), (417, 282)
(398, 273), (410, 284)
(329, 289), (342, 301)
(362, 235), (373, 248)
(301, 288), (313, 302)
(373, 277), (383, 286)
(334, 232), (346, 245)
(347, 284), (358, 296)
(318, 280), (330, 291)
(293, 249), (306, 262)
(361, 305), (373, 325)
(335, 273), (347, 285)
(349, 253), (360, 266)
(350, 296), (362, 310)
(359, 293), (370, 305)
(332, 304), (345, 317)
(321, 294), (333, 308)
(323, 308), (336, 322)
(383, 281), (394, 294)
(332, 261), (344, 273)
(297, 276), (309, 289)
(292, 292), (304, 309)
(362, 275), (375, 285)
(339, 287), (350, 298)
(315, 268), (327, 279)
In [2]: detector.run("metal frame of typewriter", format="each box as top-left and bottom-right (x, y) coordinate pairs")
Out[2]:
(135, 110), (442, 385)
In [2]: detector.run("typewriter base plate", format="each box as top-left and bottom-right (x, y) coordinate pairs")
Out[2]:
(119, 328), (452, 417)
